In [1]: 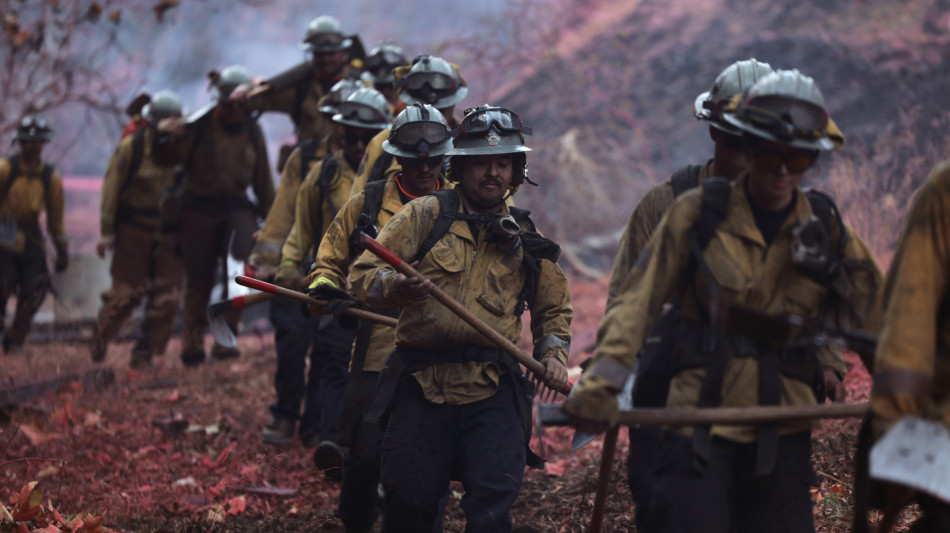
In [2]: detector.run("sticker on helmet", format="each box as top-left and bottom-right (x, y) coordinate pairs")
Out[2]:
(486, 133), (500, 147)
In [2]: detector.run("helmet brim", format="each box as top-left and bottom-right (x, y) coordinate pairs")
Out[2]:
(722, 113), (835, 151)
(299, 37), (353, 53)
(332, 113), (391, 130)
(399, 86), (468, 109)
(446, 145), (531, 156)
(382, 139), (453, 158)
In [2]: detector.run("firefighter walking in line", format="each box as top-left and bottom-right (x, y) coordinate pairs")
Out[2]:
(361, 40), (410, 115)
(92, 90), (187, 368)
(276, 87), (391, 475)
(564, 70), (883, 532)
(173, 65), (274, 366)
(350, 105), (571, 532)
(252, 78), (364, 448)
(0, 115), (68, 354)
(308, 103), (452, 533)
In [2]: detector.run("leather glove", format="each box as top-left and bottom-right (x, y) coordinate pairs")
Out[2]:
(308, 283), (359, 329)
(562, 374), (621, 434)
(274, 263), (303, 291)
(247, 250), (279, 280)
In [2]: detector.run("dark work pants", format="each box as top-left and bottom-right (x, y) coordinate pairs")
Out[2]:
(909, 495), (950, 533)
(338, 371), (382, 530)
(0, 238), (49, 346)
(627, 425), (663, 532)
(380, 378), (526, 533)
(268, 296), (320, 439)
(312, 313), (355, 444)
(650, 430), (816, 533)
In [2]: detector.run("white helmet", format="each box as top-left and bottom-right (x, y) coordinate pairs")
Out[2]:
(396, 55), (468, 109)
(332, 87), (391, 130)
(300, 15), (352, 53)
(211, 65), (252, 102)
(722, 69), (836, 151)
(363, 40), (408, 85)
(447, 105), (532, 191)
(317, 79), (366, 115)
(694, 58), (773, 133)
(382, 103), (453, 158)
(142, 89), (183, 124)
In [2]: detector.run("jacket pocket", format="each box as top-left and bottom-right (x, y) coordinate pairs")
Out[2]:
(476, 294), (506, 316)
(783, 275), (826, 316)
(429, 240), (465, 273)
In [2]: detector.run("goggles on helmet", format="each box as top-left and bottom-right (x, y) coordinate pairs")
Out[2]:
(306, 32), (346, 50)
(337, 101), (390, 125)
(741, 96), (828, 143)
(391, 121), (451, 148)
(454, 107), (532, 138)
(399, 71), (458, 92)
(366, 50), (406, 70)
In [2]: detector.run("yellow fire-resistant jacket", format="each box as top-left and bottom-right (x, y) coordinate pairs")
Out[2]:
(179, 110), (274, 215)
(350, 188), (573, 405)
(564, 175), (884, 442)
(871, 160), (950, 439)
(250, 135), (331, 268)
(254, 76), (335, 142)
(0, 156), (65, 250)
(280, 149), (357, 268)
(309, 177), (449, 373)
(100, 129), (178, 236)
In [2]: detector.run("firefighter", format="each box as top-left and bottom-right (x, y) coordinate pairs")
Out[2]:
(348, 54), (468, 197)
(274, 87), (390, 475)
(92, 90), (186, 368)
(253, 78), (365, 448)
(307, 103), (452, 532)
(349, 105), (571, 532)
(564, 70), (884, 532)
(361, 40), (410, 114)
(0, 115), (67, 353)
(174, 65), (274, 366)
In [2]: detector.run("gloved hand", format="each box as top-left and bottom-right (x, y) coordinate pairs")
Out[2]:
(54, 240), (69, 272)
(96, 235), (115, 259)
(247, 250), (279, 280)
(561, 374), (621, 434)
(274, 263), (304, 291)
(308, 283), (359, 328)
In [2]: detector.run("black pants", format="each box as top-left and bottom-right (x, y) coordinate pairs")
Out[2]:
(268, 297), (320, 439)
(627, 425), (663, 532)
(0, 239), (49, 346)
(338, 371), (382, 530)
(311, 313), (355, 443)
(910, 494), (950, 533)
(650, 430), (817, 533)
(380, 378), (525, 533)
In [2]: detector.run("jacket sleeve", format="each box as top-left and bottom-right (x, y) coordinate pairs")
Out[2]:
(309, 192), (366, 289)
(46, 170), (66, 244)
(870, 164), (950, 438)
(529, 258), (573, 366)
(251, 124), (275, 215)
(99, 140), (132, 237)
(252, 147), (303, 266)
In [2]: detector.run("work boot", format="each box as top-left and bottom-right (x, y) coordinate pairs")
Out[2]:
(129, 350), (152, 369)
(314, 440), (345, 481)
(262, 417), (295, 446)
(211, 343), (240, 361)
(90, 335), (107, 363)
(300, 431), (321, 449)
(180, 348), (206, 367)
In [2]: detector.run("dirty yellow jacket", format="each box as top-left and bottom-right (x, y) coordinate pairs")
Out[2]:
(254, 76), (334, 142)
(871, 160), (950, 439)
(179, 110), (274, 215)
(309, 177), (450, 373)
(350, 189), (573, 405)
(565, 175), (883, 442)
(100, 129), (178, 236)
(281, 150), (357, 266)
(250, 136), (331, 267)
(0, 156), (65, 249)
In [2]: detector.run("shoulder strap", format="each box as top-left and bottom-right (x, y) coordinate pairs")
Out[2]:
(803, 187), (849, 255)
(694, 177), (732, 251)
(368, 152), (394, 183)
(411, 189), (462, 264)
(311, 154), (339, 250)
(298, 137), (320, 181)
(670, 164), (703, 198)
(348, 179), (388, 253)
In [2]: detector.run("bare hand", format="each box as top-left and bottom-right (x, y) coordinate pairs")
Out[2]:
(540, 358), (568, 392)
(824, 369), (845, 403)
(394, 262), (433, 301)
(96, 235), (115, 258)
(228, 83), (253, 102)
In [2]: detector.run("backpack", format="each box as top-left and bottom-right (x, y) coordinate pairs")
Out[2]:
(348, 178), (388, 255)
(311, 154), (340, 250)
(631, 177), (846, 408)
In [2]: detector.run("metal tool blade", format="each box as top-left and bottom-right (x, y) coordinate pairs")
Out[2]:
(870, 416), (950, 503)
(571, 368), (636, 452)
(207, 303), (237, 348)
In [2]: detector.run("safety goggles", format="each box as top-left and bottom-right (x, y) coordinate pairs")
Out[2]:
(741, 97), (828, 143)
(337, 101), (389, 125)
(391, 121), (451, 147)
(455, 107), (532, 137)
(306, 32), (346, 49)
(401, 155), (444, 169)
(366, 50), (406, 70)
(344, 128), (379, 147)
(399, 71), (458, 92)
(753, 146), (817, 174)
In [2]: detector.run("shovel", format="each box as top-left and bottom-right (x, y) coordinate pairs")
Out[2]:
(207, 292), (274, 348)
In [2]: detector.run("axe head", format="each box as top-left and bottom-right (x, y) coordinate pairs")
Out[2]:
(207, 299), (237, 348)
(870, 416), (950, 503)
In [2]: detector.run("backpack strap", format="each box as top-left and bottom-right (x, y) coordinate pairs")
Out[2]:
(670, 164), (703, 198)
(297, 137), (321, 182)
(410, 189), (492, 264)
(368, 152), (394, 184)
(348, 178), (388, 254)
(803, 187), (849, 256)
(311, 154), (339, 250)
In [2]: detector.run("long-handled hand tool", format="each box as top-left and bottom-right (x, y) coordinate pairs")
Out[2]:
(234, 276), (398, 328)
(357, 232), (572, 395)
(207, 292), (274, 348)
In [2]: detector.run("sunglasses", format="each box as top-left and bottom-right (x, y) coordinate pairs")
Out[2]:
(754, 147), (817, 174)
(344, 128), (379, 147)
(401, 155), (444, 169)
(338, 101), (389, 125)
(455, 107), (532, 137)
